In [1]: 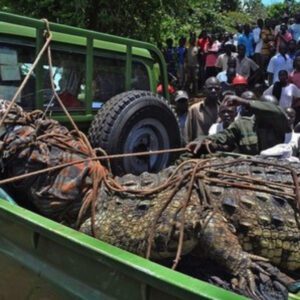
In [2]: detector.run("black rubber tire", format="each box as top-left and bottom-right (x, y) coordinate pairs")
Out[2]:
(88, 90), (181, 175)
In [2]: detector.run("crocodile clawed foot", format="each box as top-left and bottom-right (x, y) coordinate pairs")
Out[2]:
(231, 269), (260, 299)
(231, 254), (289, 300)
(230, 258), (290, 300)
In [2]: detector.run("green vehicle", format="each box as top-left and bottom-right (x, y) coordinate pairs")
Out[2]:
(0, 12), (237, 300)
(0, 11), (181, 175)
(0, 11), (243, 300)
(0, 12), (299, 300)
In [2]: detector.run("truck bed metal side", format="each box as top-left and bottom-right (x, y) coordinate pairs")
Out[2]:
(0, 200), (244, 300)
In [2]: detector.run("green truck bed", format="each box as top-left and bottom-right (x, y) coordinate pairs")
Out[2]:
(0, 194), (246, 300)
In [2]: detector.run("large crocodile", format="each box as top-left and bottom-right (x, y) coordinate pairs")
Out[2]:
(80, 157), (300, 298)
(0, 100), (298, 299)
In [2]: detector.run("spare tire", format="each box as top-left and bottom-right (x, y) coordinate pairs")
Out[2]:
(88, 90), (181, 175)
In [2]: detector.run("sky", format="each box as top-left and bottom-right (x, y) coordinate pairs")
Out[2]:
(262, 0), (283, 5)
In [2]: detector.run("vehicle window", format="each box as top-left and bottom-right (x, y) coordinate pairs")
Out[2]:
(92, 56), (125, 109)
(43, 49), (86, 110)
(0, 43), (35, 109)
(131, 62), (150, 91)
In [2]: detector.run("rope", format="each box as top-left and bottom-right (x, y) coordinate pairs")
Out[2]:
(0, 147), (188, 186)
(0, 19), (299, 270)
(0, 20), (52, 129)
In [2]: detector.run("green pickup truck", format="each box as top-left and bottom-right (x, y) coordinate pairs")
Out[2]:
(0, 12), (299, 300)
(0, 12), (243, 300)
(0, 12), (181, 176)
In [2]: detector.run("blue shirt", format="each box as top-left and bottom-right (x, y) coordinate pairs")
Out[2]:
(238, 33), (255, 57)
(177, 46), (186, 65)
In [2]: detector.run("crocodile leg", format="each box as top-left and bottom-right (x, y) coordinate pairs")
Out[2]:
(195, 210), (271, 297)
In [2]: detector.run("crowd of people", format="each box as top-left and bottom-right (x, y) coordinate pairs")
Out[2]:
(162, 14), (300, 160)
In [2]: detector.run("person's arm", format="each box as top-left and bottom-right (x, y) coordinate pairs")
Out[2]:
(261, 30), (268, 42)
(292, 85), (300, 108)
(225, 96), (285, 119)
(187, 121), (239, 155)
(186, 96), (243, 155)
(251, 100), (289, 137)
(267, 57), (274, 86)
(249, 100), (282, 115)
(227, 95), (289, 134)
(215, 55), (223, 70)
(253, 28), (261, 44)
(183, 107), (195, 144)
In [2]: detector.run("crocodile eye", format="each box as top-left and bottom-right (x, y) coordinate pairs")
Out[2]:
(137, 204), (148, 210)
(123, 180), (137, 187)
(137, 200), (151, 211)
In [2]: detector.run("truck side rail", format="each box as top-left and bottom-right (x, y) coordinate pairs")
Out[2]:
(0, 200), (244, 300)
(0, 11), (169, 112)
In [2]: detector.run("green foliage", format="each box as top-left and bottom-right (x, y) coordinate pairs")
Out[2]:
(221, 11), (253, 33)
(2, 0), (298, 45)
(243, 0), (267, 20)
(267, 2), (300, 20)
(267, 3), (288, 19)
(221, 0), (241, 12)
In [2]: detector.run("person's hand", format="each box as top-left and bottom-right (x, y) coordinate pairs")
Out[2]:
(186, 139), (215, 155)
(186, 140), (204, 155)
(223, 95), (250, 107)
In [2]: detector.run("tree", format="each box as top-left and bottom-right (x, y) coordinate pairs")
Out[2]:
(267, 2), (300, 20)
(0, 0), (191, 42)
(0, 0), (266, 43)
(221, 0), (241, 12)
(243, 0), (267, 20)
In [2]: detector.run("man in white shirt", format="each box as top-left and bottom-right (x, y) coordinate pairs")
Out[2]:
(253, 19), (264, 85)
(267, 44), (293, 85)
(253, 19), (263, 60)
(291, 14), (300, 42)
(263, 69), (300, 108)
(261, 107), (300, 160)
